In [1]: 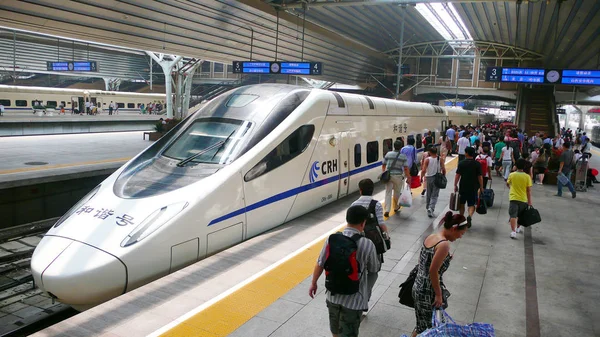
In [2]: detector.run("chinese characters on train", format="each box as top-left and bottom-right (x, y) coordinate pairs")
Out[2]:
(393, 123), (408, 134)
(75, 205), (135, 226)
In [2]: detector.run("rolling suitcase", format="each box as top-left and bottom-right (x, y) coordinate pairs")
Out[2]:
(482, 181), (495, 207)
(449, 192), (459, 211)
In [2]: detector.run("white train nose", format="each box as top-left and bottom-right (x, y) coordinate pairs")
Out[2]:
(31, 236), (127, 310)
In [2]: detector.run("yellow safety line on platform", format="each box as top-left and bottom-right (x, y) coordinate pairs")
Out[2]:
(160, 156), (459, 337)
(0, 157), (131, 175)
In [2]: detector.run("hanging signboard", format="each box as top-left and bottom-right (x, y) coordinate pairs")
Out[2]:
(485, 67), (600, 86)
(232, 61), (322, 75)
(47, 61), (97, 72)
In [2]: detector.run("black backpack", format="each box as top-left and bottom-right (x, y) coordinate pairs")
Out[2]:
(363, 200), (386, 255)
(510, 140), (521, 160)
(324, 233), (362, 295)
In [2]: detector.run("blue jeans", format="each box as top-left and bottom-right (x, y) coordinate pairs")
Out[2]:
(557, 170), (575, 195)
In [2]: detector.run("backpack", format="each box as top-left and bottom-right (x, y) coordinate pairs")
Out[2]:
(510, 140), (521, 160)
(363, 200), (386, 255)
(476, 155), (489, 176)
(425, 135), (433, 146)
(324, 233), (362, 295)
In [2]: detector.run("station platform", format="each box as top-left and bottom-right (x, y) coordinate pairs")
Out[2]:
(0, 113), (159, 136)
(31, 153), (600, 337)
(0, 131), (150, 188)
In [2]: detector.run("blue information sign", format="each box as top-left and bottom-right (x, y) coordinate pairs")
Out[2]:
(233, 61), (322, 75)
(486, 67), (600, 86)
(47, 61), (97, 72)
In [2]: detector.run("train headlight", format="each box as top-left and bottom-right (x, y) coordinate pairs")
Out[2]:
(54, 185), (101, 228)
(120, 201), (188, 247)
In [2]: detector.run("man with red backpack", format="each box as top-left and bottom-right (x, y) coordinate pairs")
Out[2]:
(309, 206), (379, 337)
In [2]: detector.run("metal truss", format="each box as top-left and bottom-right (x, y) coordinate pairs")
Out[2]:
(385, 40), (544, 61)
(271, 1), (505, 9)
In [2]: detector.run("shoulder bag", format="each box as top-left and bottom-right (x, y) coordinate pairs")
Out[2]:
(409, 147), (419, 176)
(434, 156), (447, 189)
(398, 265), (418, 308)
(380, 150), (401, 183)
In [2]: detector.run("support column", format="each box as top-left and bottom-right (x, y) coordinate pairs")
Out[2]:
(182, 61), (202, 117)
(395, 5), (406, 100)
(146, 52), (183, 119)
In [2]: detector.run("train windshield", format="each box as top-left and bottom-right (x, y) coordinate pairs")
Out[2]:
(162, 118), (252, 165)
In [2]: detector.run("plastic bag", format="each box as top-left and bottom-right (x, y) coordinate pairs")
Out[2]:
(419, 309), (495, 337)
(399, 184), (413, 207)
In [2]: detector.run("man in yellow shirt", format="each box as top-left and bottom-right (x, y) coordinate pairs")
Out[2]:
(506, 159), (533, 239)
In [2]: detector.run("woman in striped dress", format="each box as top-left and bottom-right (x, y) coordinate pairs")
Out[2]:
(410, 212), (468, 336)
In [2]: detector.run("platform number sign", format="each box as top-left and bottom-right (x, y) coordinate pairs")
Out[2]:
(311, 62), (322, 75)
(485, 67), (502, 82)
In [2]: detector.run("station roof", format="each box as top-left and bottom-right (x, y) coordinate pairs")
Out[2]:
(0, 0), (598, 84)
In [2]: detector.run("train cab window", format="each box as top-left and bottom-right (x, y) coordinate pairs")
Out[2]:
(16, 100), (26, 107)
(415, 134), (422, 149)
(382, 138), (392, 156)
(0, 99), (10, 106)
(245, 125), (315, 182)
(354, 144), (361, 168)
(366, 141), (379, 163)
(46, 101), (57, 108)
(117, 103), (125, 108)
(127, 103), (135, 108)
(165, 118), (252, 166)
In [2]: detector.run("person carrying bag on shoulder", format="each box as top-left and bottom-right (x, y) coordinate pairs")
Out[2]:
(382, 140), (411, 217)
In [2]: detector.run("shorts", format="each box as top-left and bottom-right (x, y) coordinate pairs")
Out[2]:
(534, 167), (547, 175)
(509, 200), (528, 218)
(326, 300), (362, 337)
(495, 158), (502, 168)
(459, 192), (478, 207)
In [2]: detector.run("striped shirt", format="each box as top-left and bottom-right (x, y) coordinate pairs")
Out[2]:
(351, 196), (385, 226)
(317, 227), (379, 310)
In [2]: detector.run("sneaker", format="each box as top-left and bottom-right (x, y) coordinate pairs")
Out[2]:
(572, 191), (576, 199)
(427, 208), (433, 218)
(384, 212), (389, 217)
(466, 216), (472, 228)
(515, 227), (522, 234)
(510, 231), (517, 239)
(421, 190), (426, 196)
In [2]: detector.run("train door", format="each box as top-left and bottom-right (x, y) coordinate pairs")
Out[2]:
(441, 120), (447, 133)
(338, 131), (350, 198)
(76, 96), (84, 114)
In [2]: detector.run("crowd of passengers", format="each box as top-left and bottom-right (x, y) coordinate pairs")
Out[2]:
(307, 121), (598, 337)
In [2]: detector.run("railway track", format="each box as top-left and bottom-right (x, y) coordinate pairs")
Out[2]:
(0, 218), (77, 336)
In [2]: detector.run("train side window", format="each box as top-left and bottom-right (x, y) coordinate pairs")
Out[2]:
(244, 125), (315, 182)
(354, 144), (361, 167)
(0, 99), (10, 106)
(46, 101), (57, 108)
(366, 141), (379, 163)
(127, 103), (135, 108)
(60, 101), (66, 107)
(415, 134), (422, 149)
(382, 138), (392, 156)
(16, 100), (26, 107)
(117, 103), (125, 109)
(407, 135), (415, 149)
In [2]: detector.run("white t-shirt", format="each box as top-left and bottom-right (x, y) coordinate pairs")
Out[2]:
(457, 137), (470, 155)
(476, 154), (493, 177)
(502, 146), (513, 160)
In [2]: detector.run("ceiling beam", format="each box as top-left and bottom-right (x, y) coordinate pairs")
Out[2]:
(276, 0), (507, 9)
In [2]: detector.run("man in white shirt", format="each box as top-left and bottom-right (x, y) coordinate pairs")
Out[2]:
(457, 133), (471, 162)
(85, 101), (91, 115)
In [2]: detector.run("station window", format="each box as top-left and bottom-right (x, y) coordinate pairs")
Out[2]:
(437, 59), (452, 79)
(127, 103), (135, 108)
(46, 101), (57, 108)
(244, 125), (315, 182)
(117, 103), (125, 109)
(419, 58), (432, 75)
(366, 141), (379, 164)
(201, 61), (211, 73)
(382, 138), (393, 156)
(15, 100), (26, 107)
(0, 99), (10, 106)
(354, 144), (361, 168)
(415, 134), (422, 149)
(214, 63), (224, 73)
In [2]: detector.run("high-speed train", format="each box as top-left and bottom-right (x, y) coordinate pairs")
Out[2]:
(31, 84), (487, 310)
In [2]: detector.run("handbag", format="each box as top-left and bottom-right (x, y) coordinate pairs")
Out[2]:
(380, 150), (402, 183)
(517, 205), (541, 227)
(398, 265), (417, 308)
(434, 156), (447, 189)
(410, 147), (419, 176)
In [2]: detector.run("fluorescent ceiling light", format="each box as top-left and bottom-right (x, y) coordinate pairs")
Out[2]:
(415, 3), (472, 41)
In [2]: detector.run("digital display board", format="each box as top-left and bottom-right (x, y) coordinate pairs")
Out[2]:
(486, 67), (600, 86)
(47, 61), (97, 72)
(233, 61), (322, 75)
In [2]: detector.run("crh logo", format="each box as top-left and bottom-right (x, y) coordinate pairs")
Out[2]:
(310, 161), (320, 183)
